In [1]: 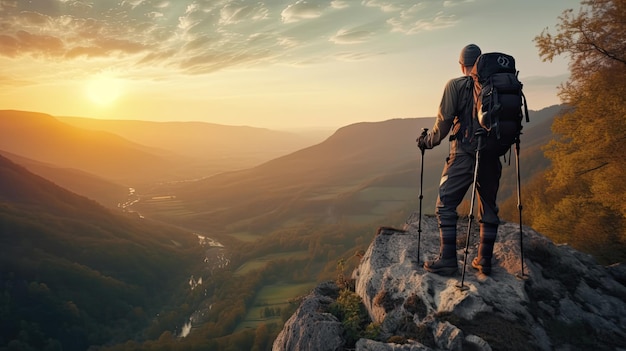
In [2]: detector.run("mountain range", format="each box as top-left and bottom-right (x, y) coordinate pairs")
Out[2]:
(0, 106), (561, 350)
(0, 106), (560, 257)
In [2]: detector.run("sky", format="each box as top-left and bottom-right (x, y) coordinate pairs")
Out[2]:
(0, 0), (580, 130)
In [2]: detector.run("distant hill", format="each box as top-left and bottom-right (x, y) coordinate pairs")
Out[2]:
(136, 106), (560, 235)
(0, 153), (201, 350)
(142, 117), (444, 231)
(1, 150), (128, 208)
(1, 110), (327, 203)
(521, 104), (564, 148)
(0, 110), (189, 185)
(498, 104), (564, 211)
(57, 116), (324, 173)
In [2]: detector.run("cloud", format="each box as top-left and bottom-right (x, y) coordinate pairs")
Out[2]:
(278, 36), (299, 48)
(0, 30), (64, 58)
(219, 3), (269, 25)
(0, 6), (156, 60)
(281, 1), (324, 23)
(331, 0), (350, 10)
(394, 13), (457, 34)
(64, 37), (147, 59)
(0, 0), (430, 78)
(121, 0), (146, 10)
(361, 0), (401, 13)
(147, 11), (164, 19)
(388, 4), (458, 35)
(443, 0), (475, 7)
(333, 50), (383, 62)
(330, 29), (373, 44)
(178, 48), (274, 74)
(0, 1), (18, 11)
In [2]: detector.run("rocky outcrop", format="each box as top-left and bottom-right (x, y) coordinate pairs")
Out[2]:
(274, 213), (626, 351)
(272, 282), (344, 351)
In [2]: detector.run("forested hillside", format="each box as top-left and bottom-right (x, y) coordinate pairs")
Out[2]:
(0, 154), (203, 350)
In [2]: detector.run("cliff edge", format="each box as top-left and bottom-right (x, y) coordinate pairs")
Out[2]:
(273, 213), (626, 351)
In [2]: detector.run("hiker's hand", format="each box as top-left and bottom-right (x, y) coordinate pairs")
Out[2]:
(417, 134), (431, 150)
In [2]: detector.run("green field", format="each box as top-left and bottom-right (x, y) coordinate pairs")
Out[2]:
(357, 186), (414, 202)
(234, 282), (316, 331)
(306, 186), (356, 201)
(137, 196), (197, 218)
(340, 186), (414, 224)
(228, 231), (263, 242)
(233, 251), (309, 276)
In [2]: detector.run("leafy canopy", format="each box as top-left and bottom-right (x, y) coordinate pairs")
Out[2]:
(532, 0), (626, 263)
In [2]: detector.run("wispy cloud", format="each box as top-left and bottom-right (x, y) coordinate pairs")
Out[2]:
(389, 12), (458, 34)
(219, 3), (269, 25)
(330, 29), (374, 44)
(386, 2), (458, 35)
(0, 0), (473, 79)
(362, 0), (402, 13)
(333, 50), (384, 62)
(281, 1), (326, 23)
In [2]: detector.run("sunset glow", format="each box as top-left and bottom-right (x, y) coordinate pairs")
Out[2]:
(85, 74), (125, 107)
(0, 0), (578, 129)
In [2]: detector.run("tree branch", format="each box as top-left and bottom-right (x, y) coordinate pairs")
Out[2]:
(576, 162), (609, 176)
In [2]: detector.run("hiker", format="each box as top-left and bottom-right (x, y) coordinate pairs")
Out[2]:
(417, 44), (501, 276)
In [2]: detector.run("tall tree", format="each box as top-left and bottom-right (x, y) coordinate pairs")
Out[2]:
(533, 0), (626, 263)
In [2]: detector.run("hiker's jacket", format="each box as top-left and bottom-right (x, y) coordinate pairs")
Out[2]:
(425, 76), (477, 154)
(427, 76), (502, 226)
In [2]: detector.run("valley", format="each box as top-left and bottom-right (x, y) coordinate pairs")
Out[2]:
(0, 108), (559, 350)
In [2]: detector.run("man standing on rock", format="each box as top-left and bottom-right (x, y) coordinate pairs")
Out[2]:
(417, 44), (501, 276)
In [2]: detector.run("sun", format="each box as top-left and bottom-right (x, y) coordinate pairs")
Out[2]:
(85, 73), (124, 106)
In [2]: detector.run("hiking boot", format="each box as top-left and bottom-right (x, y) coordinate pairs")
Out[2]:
(424, 257), (458, 276)
(471, 257), (491, 275)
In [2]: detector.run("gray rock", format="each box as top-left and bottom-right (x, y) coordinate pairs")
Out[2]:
(356, 338), (432, 351)
(272, 281), (344, 351)
(464, 334), (491, 351)
(432, 321), (463, 351)
(275, 214), (626, 351)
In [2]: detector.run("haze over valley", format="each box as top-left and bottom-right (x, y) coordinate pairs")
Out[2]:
(0, 106), (560, 350)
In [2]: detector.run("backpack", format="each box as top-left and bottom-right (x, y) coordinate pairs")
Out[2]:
(470, 52), (529, 155)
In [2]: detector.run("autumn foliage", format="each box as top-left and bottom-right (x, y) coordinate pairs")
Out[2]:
(529, 0), (626, 263)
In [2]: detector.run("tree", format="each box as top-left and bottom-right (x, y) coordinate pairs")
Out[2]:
(533, 0), (626, 263)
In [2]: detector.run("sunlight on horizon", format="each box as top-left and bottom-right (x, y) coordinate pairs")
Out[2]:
(85, 73), (125, 107)
(0, 0), (576, 128)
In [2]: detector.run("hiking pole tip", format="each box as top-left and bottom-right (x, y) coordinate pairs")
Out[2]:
(515, 273), (529, 280)
(455, 283), (470, 291)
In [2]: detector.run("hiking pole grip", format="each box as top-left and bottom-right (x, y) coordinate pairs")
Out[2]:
(417, 128), (429, 153)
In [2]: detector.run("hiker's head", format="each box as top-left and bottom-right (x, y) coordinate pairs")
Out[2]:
(459, 44), (481, 75)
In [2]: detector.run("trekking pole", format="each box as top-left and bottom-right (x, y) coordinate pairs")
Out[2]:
(514, 138), (528, 280)
(416, 128), (428, 264)
(457, 128), (486, 291)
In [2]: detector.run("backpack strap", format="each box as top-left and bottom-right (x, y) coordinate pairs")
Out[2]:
(522, 91), (529, 123)
(451, 76), (475, 143)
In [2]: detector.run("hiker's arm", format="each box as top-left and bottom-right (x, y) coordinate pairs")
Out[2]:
(424, 79), (457, 149)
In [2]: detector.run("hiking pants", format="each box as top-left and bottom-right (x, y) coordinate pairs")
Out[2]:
(435, 151), (501, 227)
